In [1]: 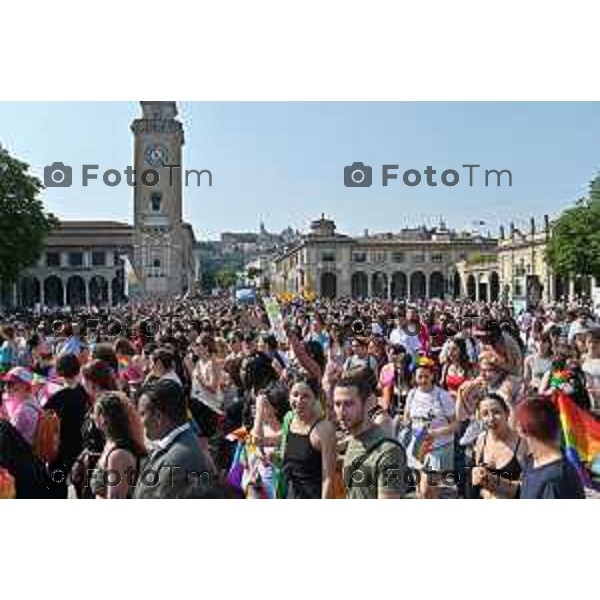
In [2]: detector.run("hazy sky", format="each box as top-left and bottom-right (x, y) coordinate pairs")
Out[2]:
(1, 101), (599, 239)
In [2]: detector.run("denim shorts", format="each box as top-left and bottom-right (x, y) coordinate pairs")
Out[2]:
(407, 441), (454, 472)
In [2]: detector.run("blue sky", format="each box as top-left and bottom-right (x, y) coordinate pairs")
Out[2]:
(0, 101), (599, 239)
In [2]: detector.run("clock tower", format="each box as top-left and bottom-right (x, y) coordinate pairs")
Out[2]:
(130, 101), (192, 297)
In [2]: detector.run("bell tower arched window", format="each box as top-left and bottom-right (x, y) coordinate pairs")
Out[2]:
(150, 192), (162, 212)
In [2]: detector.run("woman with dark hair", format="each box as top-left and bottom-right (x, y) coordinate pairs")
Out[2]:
(440, 339), (471, 399)
(470, 393), (527, 499)
(523, 332), (553, 392)
(81, 359), (118, 399)
(402, 357), (457, 498)
(90, 392), (147, 499)
(516, 395), (585, 499)
(368, 336), (387, 376)
(72, 360), (118, 498)
(243, 383), (291, 498)
(279, 373), (337, 499)
(379, 344), (409, 414)
(91, 343), (119, 375)
(191, 333), (224, 436)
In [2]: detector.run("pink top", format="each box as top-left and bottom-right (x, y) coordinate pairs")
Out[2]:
(4, 397), (40, 446)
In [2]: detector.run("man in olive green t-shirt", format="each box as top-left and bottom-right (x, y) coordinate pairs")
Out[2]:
(334, 370), (407, 499)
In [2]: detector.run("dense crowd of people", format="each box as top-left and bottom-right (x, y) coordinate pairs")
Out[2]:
(0, 294), (599, 499)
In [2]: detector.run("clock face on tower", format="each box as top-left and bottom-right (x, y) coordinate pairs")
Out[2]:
(144, 144), (168, 167)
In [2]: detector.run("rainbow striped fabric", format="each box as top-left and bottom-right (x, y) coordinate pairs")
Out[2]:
(555, 392), (600, 490)
(411, 426), (433, 464)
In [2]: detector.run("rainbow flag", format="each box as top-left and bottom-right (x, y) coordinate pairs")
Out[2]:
(224, 430), (277, 498)
(117, 356), (143, 383)
(226, 442), (247, 490)
(412, 427), (432, 464)
(32, 372), (64, 407)
(118, 356), (131, 370)
(555, 392), (600, 490)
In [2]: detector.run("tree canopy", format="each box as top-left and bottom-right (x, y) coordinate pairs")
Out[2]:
(545, 176), (600, 280)
(214, 268), (239, 289)
(0, 147), (59, 284)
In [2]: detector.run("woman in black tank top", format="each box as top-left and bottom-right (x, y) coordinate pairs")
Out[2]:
(91, 392), (147, 499)
(470, 393), (527, 499)
(282, 375), (337, 499)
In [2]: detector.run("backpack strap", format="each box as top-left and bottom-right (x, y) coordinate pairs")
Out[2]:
(348, 436), (405, 489)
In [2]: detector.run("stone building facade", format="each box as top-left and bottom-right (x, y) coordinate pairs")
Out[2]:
(454, 255), (500, 303)
(272, 215), (498, 300)
(0, 221), (132, 309)
(435, 215), (596, 306)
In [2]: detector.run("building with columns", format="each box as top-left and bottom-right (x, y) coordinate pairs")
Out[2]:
(272, 215), (498, 300)
(0, 101), (199, 311)
(271, 213), (599, 305)
(6, 221), (133, 308)
(454, 254), (501, 303)
(496, 216), (596, 305)
(427, 215), (596, 307)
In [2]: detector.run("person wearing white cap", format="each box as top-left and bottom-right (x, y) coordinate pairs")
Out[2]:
(0, 367), (40, 446)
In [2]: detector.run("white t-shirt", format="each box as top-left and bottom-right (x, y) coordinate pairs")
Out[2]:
(525, 354), (553, 391)
(389, 327), (422, 356)
(406, 386), (455, 449)
(582, 357), (600, 412)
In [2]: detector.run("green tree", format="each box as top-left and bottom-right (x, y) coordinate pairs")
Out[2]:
(215, 268), (238, 289)
(545, 176), (600, 280)
(0, 147), (59, 284)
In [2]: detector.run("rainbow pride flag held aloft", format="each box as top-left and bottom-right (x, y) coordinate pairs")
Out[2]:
(555, 392), (600, 490)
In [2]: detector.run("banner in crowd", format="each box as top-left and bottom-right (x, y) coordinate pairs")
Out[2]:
(263, 296), (287, 342)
